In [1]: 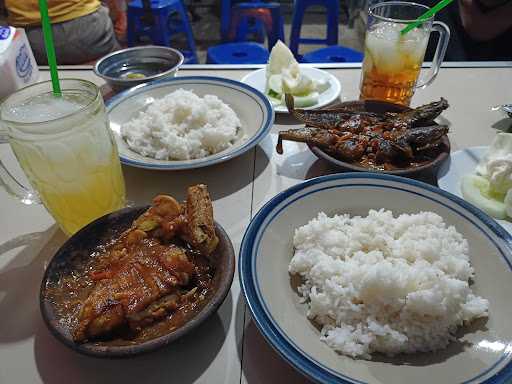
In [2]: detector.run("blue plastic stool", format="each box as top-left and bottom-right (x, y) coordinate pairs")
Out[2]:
(302, 45), (364, 63)
(220, 0), (265, 42)
(207, 42), (269, 64)
(127, 0), (198, 63)
(289, 0), (339, 58)
(207, 2), (284, 64)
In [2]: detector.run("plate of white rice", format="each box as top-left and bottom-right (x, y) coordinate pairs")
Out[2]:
(240, 173), (512, 384)
(106, 76), (274, 170)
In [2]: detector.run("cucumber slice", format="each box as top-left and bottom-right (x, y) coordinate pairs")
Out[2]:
(284, 72), (315, 96)
(505, 190), (512, 218)
(291, 92), (319, 108)
(267, 74), (283, 95)
(314, 78), (330, 93)
(267, 95), (282, 106)
(461, 174), (507, 219)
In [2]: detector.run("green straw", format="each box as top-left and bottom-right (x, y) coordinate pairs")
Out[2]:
(38, 0), (61, 95)
(401, 0), (454, 35)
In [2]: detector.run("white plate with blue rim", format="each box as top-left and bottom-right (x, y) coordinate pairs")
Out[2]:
(106, 76), (274, 170)
(438, 146), (512, 233)
(240, 172), (512, 384)
(240, 67), (341, 113)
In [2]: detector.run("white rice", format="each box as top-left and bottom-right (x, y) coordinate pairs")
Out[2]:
(289, 209), (489, 359)
(121, 89), (241, 160)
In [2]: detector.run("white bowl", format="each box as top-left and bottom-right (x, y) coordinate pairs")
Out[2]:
(106, 76), (274, 170)
(240, 173), (512, 384)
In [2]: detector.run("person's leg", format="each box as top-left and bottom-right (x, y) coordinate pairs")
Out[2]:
(26, 6), (120, 65)
(59, 6), (121, 63)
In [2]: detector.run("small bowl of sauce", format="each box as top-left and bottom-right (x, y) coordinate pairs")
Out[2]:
(94, 46), (184, 91)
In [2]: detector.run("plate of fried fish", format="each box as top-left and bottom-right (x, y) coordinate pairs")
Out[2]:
(277, 96), (451, 176)
(40, 185), (235, 357)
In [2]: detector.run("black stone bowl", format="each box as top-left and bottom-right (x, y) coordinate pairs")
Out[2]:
(40, 206), (235, 358)
(307, 100), (450, 177)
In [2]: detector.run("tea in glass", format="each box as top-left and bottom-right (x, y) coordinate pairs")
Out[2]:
(360, 1), (450, 106)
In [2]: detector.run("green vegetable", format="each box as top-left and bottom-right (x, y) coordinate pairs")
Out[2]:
(268, 74), (283, 94)
(267, 89), (280, 99)
(461, 174), (507, 219)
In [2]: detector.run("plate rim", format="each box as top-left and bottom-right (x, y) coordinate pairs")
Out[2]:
(239, 172), (512, 384)
(106, 75), (274, 170)
(240, 67), (342, 113)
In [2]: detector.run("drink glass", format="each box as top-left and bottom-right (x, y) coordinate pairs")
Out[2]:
(360, 1), (450, 106)
(0, 79), (126, 235)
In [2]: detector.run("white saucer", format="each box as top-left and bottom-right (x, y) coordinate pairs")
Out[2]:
(240, 67), (341, 113)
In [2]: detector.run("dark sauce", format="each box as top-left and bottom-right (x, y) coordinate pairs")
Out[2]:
(44, 237), (215, 346)
(329, 142), (445, 171)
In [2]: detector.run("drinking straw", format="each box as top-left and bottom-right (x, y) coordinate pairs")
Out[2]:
(400, 0), (454, 35)
(38, 0), (61, 95)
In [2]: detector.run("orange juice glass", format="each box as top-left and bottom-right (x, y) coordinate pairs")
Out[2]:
(360, 1), (450, 106)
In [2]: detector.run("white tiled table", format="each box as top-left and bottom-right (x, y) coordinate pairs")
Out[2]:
(0, 65), (511, 384)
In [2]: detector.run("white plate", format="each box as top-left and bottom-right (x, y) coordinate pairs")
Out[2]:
(106, 76), (274, 170)
(240, 67), (342, 113)
(438, 146), (512, 233)
(240, 173), (512, 384)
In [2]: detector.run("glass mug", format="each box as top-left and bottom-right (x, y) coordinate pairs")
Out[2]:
(360, 1), (450, 106)
(0, 79), (126, 235)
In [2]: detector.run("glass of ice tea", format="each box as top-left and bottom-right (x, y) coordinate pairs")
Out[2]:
(360, 1), (450, 106)
(0, 79), (126, 235)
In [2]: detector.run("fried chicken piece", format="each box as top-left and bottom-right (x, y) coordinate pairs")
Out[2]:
(183, 184), (219, 256)
(74, 242), (193, 342)
(73, 186), (218, 342)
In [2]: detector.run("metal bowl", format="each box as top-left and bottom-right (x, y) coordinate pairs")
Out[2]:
(94, 46), (184, 90)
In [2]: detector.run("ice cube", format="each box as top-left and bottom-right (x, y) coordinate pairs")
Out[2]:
(4, 94), (83, 123)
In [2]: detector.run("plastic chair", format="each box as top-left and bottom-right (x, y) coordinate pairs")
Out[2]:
(207, 2), (284, 64)
(302, 45), (364, 63)
(127, 0), (198, 64)
(207, 42), (270, 64)
(289, 0), (339, 57)
(220, 0), (265, 42)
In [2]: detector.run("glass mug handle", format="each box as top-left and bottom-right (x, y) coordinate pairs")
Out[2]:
(416, 21), (450, 89)
(0, 127), (41, 205)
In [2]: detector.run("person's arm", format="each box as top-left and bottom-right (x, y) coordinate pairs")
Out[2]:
(459, 0), (512, 41)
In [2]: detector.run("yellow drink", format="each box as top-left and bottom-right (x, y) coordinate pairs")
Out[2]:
(2, 80), (126, 235)
(11, 143), (125, 235)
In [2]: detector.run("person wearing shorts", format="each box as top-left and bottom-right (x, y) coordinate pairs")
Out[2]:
(5, 0), (120, 64)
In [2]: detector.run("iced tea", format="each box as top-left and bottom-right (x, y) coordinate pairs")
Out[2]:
(359, 2), (450, 106)
(360, 22), (429, 106)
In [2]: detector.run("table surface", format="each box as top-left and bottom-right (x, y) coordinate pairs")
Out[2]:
(1, 66), (511, 384)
